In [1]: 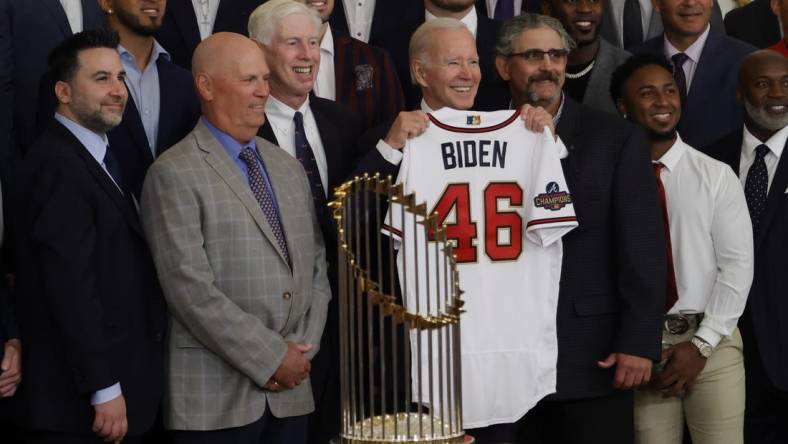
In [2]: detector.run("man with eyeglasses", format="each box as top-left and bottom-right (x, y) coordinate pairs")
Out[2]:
(495, 14), (666, 444)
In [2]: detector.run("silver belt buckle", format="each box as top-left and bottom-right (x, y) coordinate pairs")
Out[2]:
(665, 315), (689, 335)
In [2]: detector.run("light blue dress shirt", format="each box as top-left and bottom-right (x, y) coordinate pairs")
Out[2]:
(118, 41), (169, 157)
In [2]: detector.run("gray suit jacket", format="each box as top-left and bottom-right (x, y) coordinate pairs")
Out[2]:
(583, 39), (630, 114)
(140, 120), (331, 430)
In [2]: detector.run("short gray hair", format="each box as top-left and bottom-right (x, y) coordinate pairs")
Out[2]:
(495, 13), (576, 57)
(408, 18), (472, 84)
(248, 0), (322, 45)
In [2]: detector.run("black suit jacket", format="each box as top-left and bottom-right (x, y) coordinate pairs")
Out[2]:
(12, 121), (166, 435)
(155, 0), (261, 70)
(724, 0), (781, 49)
(635, 29), (755, 150)
(552, 98), (665, 399)
(330, 0), (423, 42)
(374, 8), (511, 112)
(701, 129), (788, 391)
(0, 0), (105, 181)
(108, 56), (200, 199)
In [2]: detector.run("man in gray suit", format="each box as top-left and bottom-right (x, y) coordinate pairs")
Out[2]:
(140, 32), (330, 444)
(542, 0), (630, 114)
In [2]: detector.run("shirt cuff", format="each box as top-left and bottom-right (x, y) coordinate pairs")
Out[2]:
(694, 326), (723, 348)
(91, 382), (122, 405)
(376, 139), (403, 165)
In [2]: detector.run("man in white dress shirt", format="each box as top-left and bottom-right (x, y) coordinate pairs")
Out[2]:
(612, 52), (753, 444)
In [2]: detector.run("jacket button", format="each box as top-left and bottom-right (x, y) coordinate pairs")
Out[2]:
(283, 292), (292, 300)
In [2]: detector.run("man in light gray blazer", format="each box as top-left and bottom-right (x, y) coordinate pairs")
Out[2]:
(140, 32), (330, 444)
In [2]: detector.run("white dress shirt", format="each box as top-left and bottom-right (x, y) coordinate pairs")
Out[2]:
(610, 0), (653, 47)
(53, 112), (123, 405)
(59, 0), (83, 33)
(314, 26), (337, 101)
(425, 6), (478, 38)
(483, 0), (523, 18)
(191, 0), (221, 40)
(265, 96), (329, 196)
(664, 24), (710, 94)
(658, 134), (753, 347)
(739, 123), (788, 193)
(342, 0), (376, 42)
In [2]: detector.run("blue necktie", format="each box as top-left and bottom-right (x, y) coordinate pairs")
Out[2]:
(745, 144), (770, 234)
(103, 147), (125, 192)
(293, 112), (328, 221)
(239, 146), (291, 264)
(493, 0), (515, 21)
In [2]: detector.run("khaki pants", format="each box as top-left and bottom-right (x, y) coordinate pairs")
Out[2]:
(634, 327), (745, 444)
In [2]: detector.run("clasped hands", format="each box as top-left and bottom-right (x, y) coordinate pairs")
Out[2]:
(263, 342), (313, 392)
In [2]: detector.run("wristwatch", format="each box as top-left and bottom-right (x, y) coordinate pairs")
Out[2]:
(691, 336), (713, 359)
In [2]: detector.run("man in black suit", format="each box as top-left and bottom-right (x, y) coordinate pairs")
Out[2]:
(373, 0), (511, 111)
(329, 0), (423, 43)
(100, 0), (200, 199)
(701, 49), (788, 444)
(495, 14), (665, 444)
(248, 2), (363, 442)
(0, 0), (105, 183)
(12, 30), (165, 444)
(634, 0), (755, 151)
(724, 0), (780, 49)
(155, 0), (262, 70)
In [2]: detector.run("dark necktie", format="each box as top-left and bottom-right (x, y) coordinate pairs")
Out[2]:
(671, 53), (690, 104)
(494, 0), (515, 20)
(745, 144), (770, 234)
(238, 146), (291, 265)
(103, 147), (125, 193)
(622, 0), (644, 51)
(654, 163), (679, 312)
(293, 112), (329, 221)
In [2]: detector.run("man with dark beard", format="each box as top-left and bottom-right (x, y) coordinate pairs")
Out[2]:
(702, 49), (788, 444)
(99, 0), (200, 199)
(611, 52), (753, 444)
(495, 14), (666, 444)
(542, 0), (630, 114)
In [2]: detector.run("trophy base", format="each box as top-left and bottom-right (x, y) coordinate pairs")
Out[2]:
(341, 412), (465, 443)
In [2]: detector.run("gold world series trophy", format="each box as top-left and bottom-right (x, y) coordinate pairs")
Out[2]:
(330, 174), (466, 444)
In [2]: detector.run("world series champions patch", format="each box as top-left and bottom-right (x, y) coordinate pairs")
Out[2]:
(534, 181), (572, 211)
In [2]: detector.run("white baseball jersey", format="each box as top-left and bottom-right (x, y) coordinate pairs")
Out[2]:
(381, 108), (578, 428)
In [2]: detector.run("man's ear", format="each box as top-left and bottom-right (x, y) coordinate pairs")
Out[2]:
(495, 55), (511, 82)
(411, 60), (429, 88)
(616, 97), (627, 118)
(97, 0), (113, 14)
(195, 73), (213, 101)
(651, 0), (662, 15)
(54, 80), (71, 105)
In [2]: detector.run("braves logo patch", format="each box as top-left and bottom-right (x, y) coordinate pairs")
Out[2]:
(534, 182), (572, 211)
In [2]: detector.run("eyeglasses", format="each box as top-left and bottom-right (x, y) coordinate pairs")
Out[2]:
(508, 49), (569, 63)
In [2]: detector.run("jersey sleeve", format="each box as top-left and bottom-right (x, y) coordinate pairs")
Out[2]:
(523, 130), (579, 247)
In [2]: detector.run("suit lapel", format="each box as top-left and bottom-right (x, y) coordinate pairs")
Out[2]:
(155, 59), (176, 157)
(756, 138), (788, 247)
(81, 0), (106, 30)
(648, 10), (664, 39)
(556, 98), (581, 186)
(44, 0), (73, 36)
(258, 120), (279, 147)
(196, 122), (291, 268)
(684, 30), (722, 115)
(309, 100), (341, 192)
(584, 40), (616, 107)
(122, 87), (155, 165)
(170, 0), (201, 54)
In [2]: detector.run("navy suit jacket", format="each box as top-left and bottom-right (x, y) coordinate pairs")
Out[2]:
(330, 0), (423, 42)
(107, 57), (200, 199)
(701, 129), (788, 391)
(333, 33), (405, 129)
(724, 0), (781, 49)
(155, 0), (261, 70)
(0, 0), (105, 181)
(374, 8), (511, 111)
(635, 29), (755, 150)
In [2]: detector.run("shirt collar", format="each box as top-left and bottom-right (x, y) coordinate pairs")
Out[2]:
(664, 24), (709, 63)
(655, 133), (688, 172)
(54, 112), (108, 166)
(321, 25), (335, 56)
(420, 99), (437, 113)
(266, 94), (311, 122)
(201, 116), (257, 160)
(425, 6), (478, 37)
(742, 122), (788, 159)
(117, 40), (170, 69)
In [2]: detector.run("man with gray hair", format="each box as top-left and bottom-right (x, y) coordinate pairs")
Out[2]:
(495, 14), (666, 444)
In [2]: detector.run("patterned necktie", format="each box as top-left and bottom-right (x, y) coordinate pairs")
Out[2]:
(103, 146), (125, 192)
(671, 53), (690, 104)
(623, 0), (644, 50)
(293, 112), (329, 221)
(493, 0), (515, 20)
(238, 146), (291, 265)
(745, 144), (770, 234)
(654, 163), (679, 312)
